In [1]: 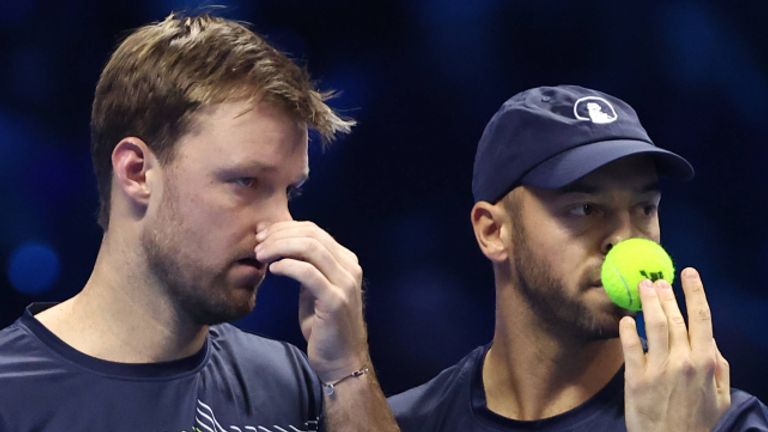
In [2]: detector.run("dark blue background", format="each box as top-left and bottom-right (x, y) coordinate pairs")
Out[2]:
(1, 0), (766, 401)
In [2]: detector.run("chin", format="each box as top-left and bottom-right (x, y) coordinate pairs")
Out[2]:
(188, 284), (260, 326)
(584, 307), (634, 340)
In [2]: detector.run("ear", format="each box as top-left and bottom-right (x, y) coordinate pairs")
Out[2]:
(471, 201), (510, 263)
(111, 137), (158, 210)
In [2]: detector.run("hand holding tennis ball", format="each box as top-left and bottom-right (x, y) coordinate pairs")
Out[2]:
(601, 238), (675, 311)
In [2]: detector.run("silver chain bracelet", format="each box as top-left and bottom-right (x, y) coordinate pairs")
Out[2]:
(321, 367), (370, 396)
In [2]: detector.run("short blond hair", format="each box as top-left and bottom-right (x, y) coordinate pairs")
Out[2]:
(91, 13), (354, 229)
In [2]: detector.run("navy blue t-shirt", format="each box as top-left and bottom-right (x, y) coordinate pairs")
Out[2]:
(389, 345), (768, 431)
(0, 304), (323, 432)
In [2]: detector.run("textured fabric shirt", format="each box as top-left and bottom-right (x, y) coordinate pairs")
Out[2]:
(389, 345), (768, 431)
(0, 304), (322, 432)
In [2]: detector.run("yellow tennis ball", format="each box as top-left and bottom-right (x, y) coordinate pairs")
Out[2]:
(600, 238), (675, 312)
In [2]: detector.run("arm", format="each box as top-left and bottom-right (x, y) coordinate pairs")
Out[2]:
(256, 221), (399, 432)
(620, 267), (731, 432)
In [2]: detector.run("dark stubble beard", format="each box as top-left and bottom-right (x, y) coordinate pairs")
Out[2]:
(141, 183), (257, 326)
(511, 216), (628, 340)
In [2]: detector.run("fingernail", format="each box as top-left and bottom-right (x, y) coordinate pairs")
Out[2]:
(657, 280), (672, 290)
(639, 279), (654, 293)
(683, 267), (699, 279)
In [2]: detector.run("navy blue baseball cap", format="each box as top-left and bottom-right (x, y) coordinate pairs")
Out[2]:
(472, 85), (695, 203)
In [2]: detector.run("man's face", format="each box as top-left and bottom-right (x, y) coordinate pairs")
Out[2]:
(506, 156), (661, 339)
(141, 99), (308, 325)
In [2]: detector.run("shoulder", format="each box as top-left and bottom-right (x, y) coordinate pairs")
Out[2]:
(388, 346), (486, 431)
(0, 319), (30, 347)
(0, 319), (47, 375)
(208, 323), (315, 377)
(0, 317), (73, 410)
(208, 323), (310, 365)
(209, 323), (304, 355)
(714, 388), (768, 431)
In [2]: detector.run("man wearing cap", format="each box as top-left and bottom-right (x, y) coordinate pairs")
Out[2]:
(388, 85), (768, 431)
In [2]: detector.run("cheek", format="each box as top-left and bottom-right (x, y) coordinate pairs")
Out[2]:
(168, 193), (248, 248)
(529, 221), (594, 284)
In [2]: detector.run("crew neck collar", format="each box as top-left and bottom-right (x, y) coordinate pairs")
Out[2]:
(20, 303), (211, 380)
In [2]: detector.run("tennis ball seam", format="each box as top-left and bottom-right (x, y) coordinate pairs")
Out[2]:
(608, 264), (635, 309)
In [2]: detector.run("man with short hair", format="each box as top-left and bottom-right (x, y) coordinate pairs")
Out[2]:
(389, 85), (768, 431)
(0, 14), (398, 431)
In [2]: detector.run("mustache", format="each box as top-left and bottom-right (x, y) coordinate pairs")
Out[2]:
(233, 248), (265, 268)
(581, 267), (603, 288)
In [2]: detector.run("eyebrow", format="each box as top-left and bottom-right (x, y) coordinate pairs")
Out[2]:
(222, 161), (310, 185)
(229, 160), (275, 172)
(556, 180), (660, 195)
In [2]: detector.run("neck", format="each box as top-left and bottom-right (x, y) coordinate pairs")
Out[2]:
(35, 228), (208, 363)
(482, 280), (624, 420)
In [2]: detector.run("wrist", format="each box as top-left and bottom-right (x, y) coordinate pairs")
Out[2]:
(321, 366), (370, 397)
(312, 351), (370, 383)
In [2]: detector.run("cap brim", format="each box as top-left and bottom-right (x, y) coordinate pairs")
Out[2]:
(520, 139), (695, 189)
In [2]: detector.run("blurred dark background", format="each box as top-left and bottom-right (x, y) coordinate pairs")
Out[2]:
(1, 0), (766, 401)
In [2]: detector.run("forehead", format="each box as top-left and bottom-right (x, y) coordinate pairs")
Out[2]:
(173, 99), (309, 174)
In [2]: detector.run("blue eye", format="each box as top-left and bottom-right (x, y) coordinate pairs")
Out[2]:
(234, 178), (257, 188)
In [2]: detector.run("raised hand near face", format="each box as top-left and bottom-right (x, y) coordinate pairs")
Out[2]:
(255, 220), (368, 383)
(620, 267), (731, 432)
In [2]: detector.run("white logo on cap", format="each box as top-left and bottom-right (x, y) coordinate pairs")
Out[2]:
(573, 96), (618, 124)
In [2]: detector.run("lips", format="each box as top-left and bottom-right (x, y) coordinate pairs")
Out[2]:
(231, 257), (267, 289)
(587, 279), (604, 291)
(236, 257), (265, 270)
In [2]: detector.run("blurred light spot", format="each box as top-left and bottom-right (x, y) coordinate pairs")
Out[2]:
(7, 241), (60, 295)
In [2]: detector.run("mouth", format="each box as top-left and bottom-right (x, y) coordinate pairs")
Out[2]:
(236, 257), (266, 270)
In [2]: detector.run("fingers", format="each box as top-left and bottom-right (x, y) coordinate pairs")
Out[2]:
(268, 258), (337, 305)
(642, 271), (718, 366)
(257, 221), (359, 270)
(623, 270), (730, 431)
(714, 342), (730, 394)
(655, 279), (690, 353)
(620, 316), (646, 380)
(257, 235), (355, 288)
(638, 279), (669, 368)
(255, 221), (362, 289)
(680, 267), (714, 351)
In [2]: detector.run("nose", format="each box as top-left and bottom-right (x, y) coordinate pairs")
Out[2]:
(273, 202), (293, 223)
(601, 211), (638, 255)
(252, 195), (294, 233)
(266, 193), (294, 223)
